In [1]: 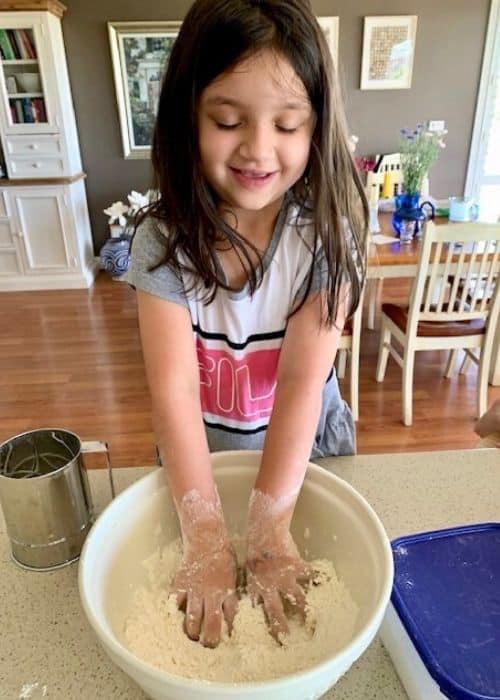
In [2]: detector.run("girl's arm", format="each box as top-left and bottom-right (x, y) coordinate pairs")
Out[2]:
(246, 287), (348, 639)
(136, 289), (238, 647)
(137, 289), (214, 502)
(256, 288), (346, 496)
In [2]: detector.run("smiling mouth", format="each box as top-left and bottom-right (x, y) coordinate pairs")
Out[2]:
(233, 168), (273, 177)
(229, 167), (278, 186)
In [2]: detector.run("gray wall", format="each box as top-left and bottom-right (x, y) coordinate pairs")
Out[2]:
(62, 0), (490, 251)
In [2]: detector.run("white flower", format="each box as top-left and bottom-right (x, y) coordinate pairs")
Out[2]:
(127, 190), (150, 215)
(103, 201), (129, 226)
(104, 190), (158, 228)
(349, 134), (359, 153)
(146, 188), (159, 203)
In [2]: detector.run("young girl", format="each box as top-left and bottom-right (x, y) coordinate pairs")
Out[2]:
(124, 0), (368, 649)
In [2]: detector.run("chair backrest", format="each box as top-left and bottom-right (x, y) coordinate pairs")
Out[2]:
(366, 152), (404, 198)
(406, 221), (500, 333)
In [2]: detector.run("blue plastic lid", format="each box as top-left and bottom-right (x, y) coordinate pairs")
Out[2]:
(391, 523), (500, 700)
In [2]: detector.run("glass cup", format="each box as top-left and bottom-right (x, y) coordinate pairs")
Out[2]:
(399, 220), (415, 244)
(448, 197), (479, 222)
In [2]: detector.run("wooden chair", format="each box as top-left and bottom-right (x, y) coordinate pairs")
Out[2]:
(366, 153), (404, 330)
(336, 290), (364, 421)
(375, 221), (500, 425)
(366, 152), (404, 199)
(445, 271), (498, 376)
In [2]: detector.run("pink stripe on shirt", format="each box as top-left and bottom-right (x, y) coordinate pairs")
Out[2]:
(197, 337), (280, 423)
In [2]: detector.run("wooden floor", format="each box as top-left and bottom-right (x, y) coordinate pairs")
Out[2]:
(1, 272), (498, 468)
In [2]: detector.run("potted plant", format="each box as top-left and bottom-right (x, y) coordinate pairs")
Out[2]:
(392, 123), (447, 242)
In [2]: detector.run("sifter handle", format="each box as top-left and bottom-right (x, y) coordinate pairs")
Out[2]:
(81, 440), (116, 500)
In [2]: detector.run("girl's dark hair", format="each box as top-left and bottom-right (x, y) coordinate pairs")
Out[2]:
(144, 0), (368, 325)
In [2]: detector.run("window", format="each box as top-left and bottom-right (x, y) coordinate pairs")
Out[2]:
(465, 0), (500, 222)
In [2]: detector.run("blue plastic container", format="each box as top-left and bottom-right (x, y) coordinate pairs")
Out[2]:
(380, 523), (500, 700)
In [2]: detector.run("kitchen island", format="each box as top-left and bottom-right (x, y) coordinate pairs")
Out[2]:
(1, 448), (498, 699)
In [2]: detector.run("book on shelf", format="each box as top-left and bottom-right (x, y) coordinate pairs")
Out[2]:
(13, 99), (23, 123)
(0, 29), (14, 60)
(32, 98), (46, 122)
(0, 28), (37, 61)
(21, 98), (34, 123)
(6, 29), (22, 59)
(9, 97), (46, 124)
(18, 29), (36, 60)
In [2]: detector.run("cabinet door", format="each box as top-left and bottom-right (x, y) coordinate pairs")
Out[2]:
(0, 189), (23, 275)
(0, 219), (23, 275)
(8, 187), (77, 274)
(0, 15), (60, 135)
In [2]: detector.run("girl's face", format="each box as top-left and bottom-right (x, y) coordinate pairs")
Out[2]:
(198, 49), (315, 220)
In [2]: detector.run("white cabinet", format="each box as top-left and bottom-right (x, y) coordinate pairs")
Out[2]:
(0, 176), (98, 290)
(0, 1), (82, 177)
(0, 1), (97, 290)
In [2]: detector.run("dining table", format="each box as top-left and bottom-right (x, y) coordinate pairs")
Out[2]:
(366, 212), (500, 386)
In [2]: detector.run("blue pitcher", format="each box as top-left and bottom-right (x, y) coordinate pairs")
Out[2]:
(392, 193), (436, 242)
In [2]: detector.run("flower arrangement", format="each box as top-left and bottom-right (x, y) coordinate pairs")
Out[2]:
(100, 189), (158, 277)
(355, 156), (377, 175)
(400, 123), (447, 195)
(103, 189), (157, 236)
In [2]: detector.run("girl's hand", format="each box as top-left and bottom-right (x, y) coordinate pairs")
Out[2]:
(173, 534), (238, 648)
(172, 489), (238, 648)
(245, 489), (312, 642)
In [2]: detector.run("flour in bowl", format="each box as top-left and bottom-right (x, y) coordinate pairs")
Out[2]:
(124, 538), (358, 682)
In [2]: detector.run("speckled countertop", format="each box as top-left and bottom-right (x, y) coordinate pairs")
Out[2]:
(0, 448), (498, 700)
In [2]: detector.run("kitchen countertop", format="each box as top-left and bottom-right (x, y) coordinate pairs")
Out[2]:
(0, 448), (498, 699)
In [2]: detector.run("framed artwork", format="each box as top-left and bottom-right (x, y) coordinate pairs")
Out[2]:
(360, 16), (418, 90)
(317, 16), (339, 68)
(108, 21), (182, 159)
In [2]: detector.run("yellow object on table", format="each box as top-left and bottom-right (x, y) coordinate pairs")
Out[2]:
(382, 170), (393, 199)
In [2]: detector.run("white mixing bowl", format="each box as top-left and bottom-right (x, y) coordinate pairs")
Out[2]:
(79, 450), (393, 700)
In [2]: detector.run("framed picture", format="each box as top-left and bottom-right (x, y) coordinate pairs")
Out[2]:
(108, 21), (182, 159)
(360, 15), (418, 90)
(317, 16), (339, 68)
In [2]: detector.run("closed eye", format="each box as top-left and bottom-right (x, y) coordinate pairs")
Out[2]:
(214, 121), (299, 133)
(215, 122), (240, 130)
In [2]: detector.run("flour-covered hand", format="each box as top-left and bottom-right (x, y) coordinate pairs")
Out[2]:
(172, 489), (238, 648)
(245, 488), (312, 642)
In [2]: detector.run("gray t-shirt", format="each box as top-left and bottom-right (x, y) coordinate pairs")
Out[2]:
(124, 198), (355, 458)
